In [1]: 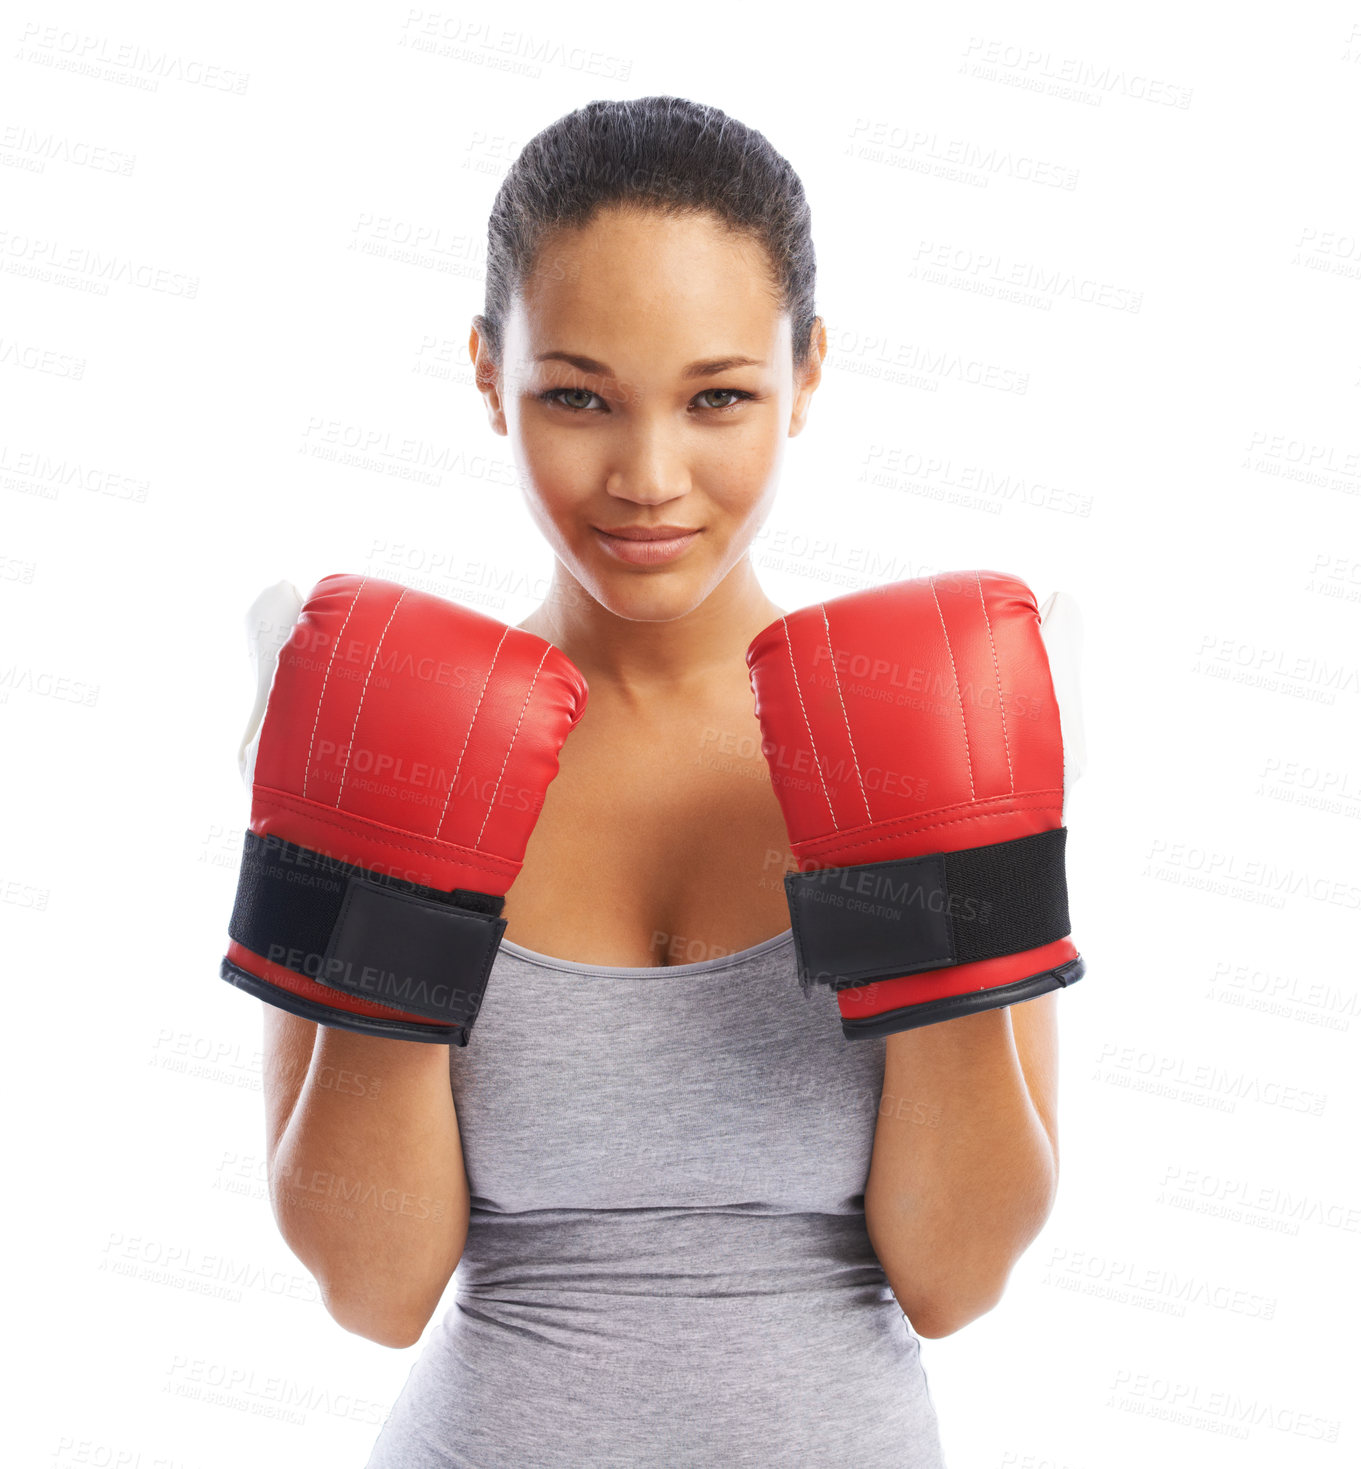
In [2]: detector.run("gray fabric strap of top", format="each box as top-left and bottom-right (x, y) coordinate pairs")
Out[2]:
(227, 828), (506, 1028)
(784, 828), (1071, 993)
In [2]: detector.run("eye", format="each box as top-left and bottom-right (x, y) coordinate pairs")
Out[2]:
(537, 387), (602, 412)
(694, 388), (754, 413)
(535, 387), (757, 415)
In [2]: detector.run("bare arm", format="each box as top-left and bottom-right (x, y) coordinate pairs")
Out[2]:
(863, 991), (1059, 1339)
(263, 1007), (470, 1348)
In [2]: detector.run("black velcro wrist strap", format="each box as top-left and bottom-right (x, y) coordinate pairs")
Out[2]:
(784, 827), (1071, 993)
(228, 829), (507, 1028)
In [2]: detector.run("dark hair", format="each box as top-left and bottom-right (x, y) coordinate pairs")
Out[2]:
(474, 96), (819, 375)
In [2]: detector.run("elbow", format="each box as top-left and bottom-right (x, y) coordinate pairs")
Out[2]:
(320, 1275), (435, 1349)
(278, 1228), (445, 1349)
(900, 1220), (1051, 1338)
(270, 1203), (457, 1349)
(906, 1283), (1005, 1339)
(343, 1314), (428, 1351)
(895, 1151), (1059, 1342)
(906, 1313), (956, 1341)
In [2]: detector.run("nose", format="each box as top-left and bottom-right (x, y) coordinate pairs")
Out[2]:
(603, 419), (693, 505)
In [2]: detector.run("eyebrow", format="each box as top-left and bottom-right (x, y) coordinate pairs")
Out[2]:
(534, 351), (766, 380)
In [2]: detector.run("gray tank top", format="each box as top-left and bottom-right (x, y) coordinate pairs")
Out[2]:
(363, 928), (947, 1468)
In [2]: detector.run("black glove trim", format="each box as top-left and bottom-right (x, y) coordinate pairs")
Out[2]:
(224, 829), (506, 1034)
(219, 957), (469, 1045)
(784, 827), (1072, 993)
(838, 955), (1086, 1040)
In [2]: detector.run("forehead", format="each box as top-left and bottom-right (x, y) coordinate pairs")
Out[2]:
(510, 208), (788, 366)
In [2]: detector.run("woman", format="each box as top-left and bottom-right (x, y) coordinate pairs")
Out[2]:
(260, 96), (1061, 1467)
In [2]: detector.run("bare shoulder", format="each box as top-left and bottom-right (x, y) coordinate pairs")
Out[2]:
(1010, 989), (1060, 1161)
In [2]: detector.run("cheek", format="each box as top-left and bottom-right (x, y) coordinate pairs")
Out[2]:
(715, 411), (783, 471)
(705, 441), (782, 519)
(525, 491), (585, 559)
(519, 435), (595, 511)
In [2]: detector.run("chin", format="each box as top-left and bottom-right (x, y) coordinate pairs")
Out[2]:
(588, 569), (715, 621)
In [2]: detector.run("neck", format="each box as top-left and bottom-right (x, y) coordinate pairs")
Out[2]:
(521, 557), (785, 700)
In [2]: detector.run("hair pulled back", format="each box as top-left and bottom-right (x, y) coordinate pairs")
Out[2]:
(475, 96), (819, 373)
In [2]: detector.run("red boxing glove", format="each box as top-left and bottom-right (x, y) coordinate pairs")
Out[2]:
(746, 570), (1084, 1039)
(220, 573), (588, 1045)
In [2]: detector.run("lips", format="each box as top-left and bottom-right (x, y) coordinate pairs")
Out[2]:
(593, 526), (702, 566)
(594, 525), (702, 541)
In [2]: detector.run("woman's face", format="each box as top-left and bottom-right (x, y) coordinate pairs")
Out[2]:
(472, 207), (823, 623)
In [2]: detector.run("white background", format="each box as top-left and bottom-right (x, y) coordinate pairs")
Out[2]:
(5, 3), (1359, 1466)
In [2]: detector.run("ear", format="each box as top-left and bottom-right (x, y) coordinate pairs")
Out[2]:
(469, 317), (508, 436)
(1037, 590), (1086, 826)
(788, 318), (827, 438)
